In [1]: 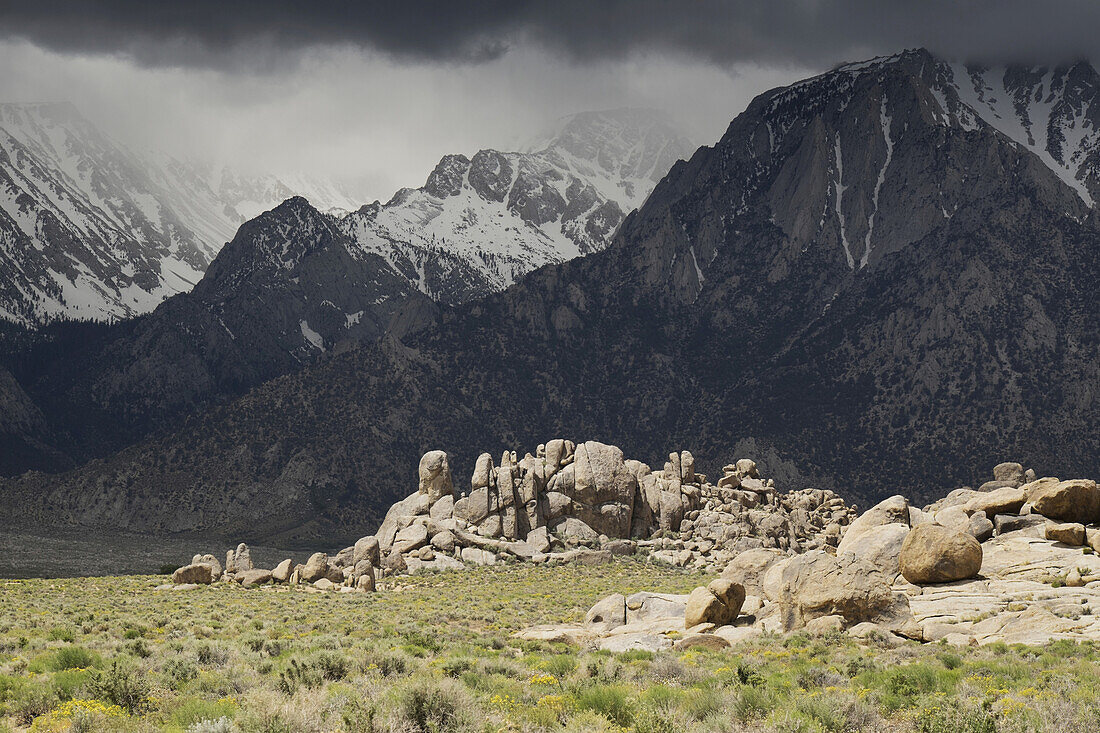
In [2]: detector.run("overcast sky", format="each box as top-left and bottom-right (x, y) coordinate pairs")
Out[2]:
(1, 1), (1096, 201)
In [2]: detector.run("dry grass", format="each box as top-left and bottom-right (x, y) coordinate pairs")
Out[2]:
(1, 561), (1099, 731)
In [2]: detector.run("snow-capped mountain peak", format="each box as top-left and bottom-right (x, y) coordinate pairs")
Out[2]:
(339, 108), (696, 304)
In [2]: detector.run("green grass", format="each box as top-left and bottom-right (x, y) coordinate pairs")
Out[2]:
(0, 562), (1099, 731)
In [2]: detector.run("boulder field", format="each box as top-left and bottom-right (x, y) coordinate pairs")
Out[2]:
(512, 461), (1100, 650)
(169, 449), (1100, 649)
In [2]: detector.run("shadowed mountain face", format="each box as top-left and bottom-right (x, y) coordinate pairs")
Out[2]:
(3, 50), (1099, 545)
(0, 197), (428, 471)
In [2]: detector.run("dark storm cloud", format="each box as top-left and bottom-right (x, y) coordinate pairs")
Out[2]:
(1, 0), (1096, 70)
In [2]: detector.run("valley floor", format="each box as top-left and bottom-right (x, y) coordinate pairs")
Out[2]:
(0, 561), (1098, 732)
(0, 530), (320, 579)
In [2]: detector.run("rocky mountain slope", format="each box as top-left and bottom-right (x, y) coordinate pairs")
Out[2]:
(0, 102), (367, 326)
(0, 197), (427, 471)
(339, 108), (694, 303)
(4, 50), (1099, 544)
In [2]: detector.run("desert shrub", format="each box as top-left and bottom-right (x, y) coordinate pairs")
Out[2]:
(633, 703), (690, 733)
(86, 659), (150, 713)
(562, 709), (626, 732)
(394, 677), (472, 733)
(312, 651), (351, 681)
(938, 652), (963, 670)
(50, 669), (92, 701)
(792, 693), (847, 732)
(11, 680), (58, 725)
(277, 658), (320, 694)
(162, 657), (200, 689)
(46, 627), (75, 643)
(544, 654), (578, 679)
(170, 697), (239, 730)
(400, 629), (442, 653)
(50, 646), (99, 671)
(797, 665), (846, 689)
(339, 697), (379, 733)
(865, 663), (952, 711)
(575, 684), (635, 727)
(732, 684), (776, 722)
(363, 649), (410, 677)
(187, 717), (238, 733)
(196, 643), (230, 666)
(681, 685), (723, 720)
(916, 698), (996, 733)
(124, 639), (152, 658)
(440, 656), (474, 678)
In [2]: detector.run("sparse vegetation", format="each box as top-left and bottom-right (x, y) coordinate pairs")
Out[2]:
(2, 563), (1100, 731)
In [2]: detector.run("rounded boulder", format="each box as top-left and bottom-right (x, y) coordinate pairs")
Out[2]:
(899, 524), (983, 585)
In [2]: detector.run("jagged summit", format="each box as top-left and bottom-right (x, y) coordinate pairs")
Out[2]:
(337, 108), (696, 304)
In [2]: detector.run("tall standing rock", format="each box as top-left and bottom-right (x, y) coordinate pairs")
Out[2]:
(571, 441), (637, 537)
(418, 451), (454, 504)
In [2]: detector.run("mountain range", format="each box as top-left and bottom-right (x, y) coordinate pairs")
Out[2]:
(0, 107), (694, 475)
(2, 49), (1099, 547)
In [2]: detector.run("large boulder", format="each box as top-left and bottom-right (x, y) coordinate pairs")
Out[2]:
(190, 554), (223, 581)
(626, 592), (688, 622)
(967, 512), (995, 542)
(1027, 479), (1100, 524)
(1045, 522), (1086, 546)
(721, 548), (786, 596)
(454, 488), (492, 525)
(839, 496), (910, 548)
(898, 524), (983, 584)
(964, 487), (1025, 517)
(172, 564), (213, 585)
(555, 517), (599, 544)
(762, 551), (912, 632)
(299, 552), (330, 583)
(685, 578), (745, 628)
(471, 452), (494, 490)
(837, 523), (910, 578)
(225, 543), (252, 575)
(353, 536), (381, 567)
(381, 551), (407, 575)
(392, 524), (430, 554)
(418, 451), (455, 503)
(658, 490), (684, 532)
(238, 569), (272, 587)
(585, 593), (627, 631)
(272, 559), (295, 583)
(992, 462), (1026, 486)
(376, 492), (430, 552)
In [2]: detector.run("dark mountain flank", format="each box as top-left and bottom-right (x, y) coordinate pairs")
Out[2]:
(4, 50), (1099, 544)
(0, 198), (428, 471)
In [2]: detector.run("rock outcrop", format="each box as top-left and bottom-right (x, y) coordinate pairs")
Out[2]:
(368, 445), (856, 576)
